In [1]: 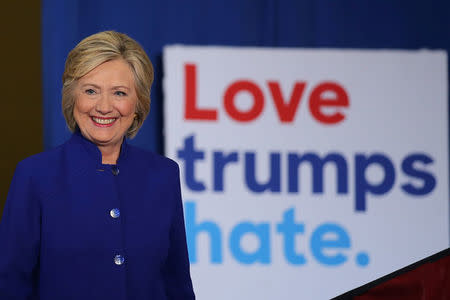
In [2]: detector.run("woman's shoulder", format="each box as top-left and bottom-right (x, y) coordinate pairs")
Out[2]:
(11, 143), (68, 199)
(17, 143), (66, 171)
(127, 145), (180, 172)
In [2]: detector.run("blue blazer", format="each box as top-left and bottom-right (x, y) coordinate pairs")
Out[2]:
(0, 132), (195, 300)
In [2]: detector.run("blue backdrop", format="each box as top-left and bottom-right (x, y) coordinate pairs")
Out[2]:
(42, 0), (450, 153)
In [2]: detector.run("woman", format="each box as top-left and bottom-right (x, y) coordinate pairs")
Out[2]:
(0, 31), (195, 299)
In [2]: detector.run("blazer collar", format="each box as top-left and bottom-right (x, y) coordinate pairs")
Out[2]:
(68, 130), (129, 167)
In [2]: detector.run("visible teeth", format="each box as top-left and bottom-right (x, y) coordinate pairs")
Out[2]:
(92, 117), (116, 124)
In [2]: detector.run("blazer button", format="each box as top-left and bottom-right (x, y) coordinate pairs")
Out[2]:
(110, 208), (120, 218)
(114, 254), (125, 265)
(111, 166), (119, 176)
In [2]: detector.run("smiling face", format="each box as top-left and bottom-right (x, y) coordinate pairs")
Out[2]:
(73, 59), (137, 149)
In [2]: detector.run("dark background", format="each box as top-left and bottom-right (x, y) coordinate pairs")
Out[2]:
(0, 2), (42, 217)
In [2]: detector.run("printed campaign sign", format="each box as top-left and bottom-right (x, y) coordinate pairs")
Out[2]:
(163, 46), (449, 300)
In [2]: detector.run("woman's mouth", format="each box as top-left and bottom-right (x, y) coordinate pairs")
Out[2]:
(91, 116), (117, 127)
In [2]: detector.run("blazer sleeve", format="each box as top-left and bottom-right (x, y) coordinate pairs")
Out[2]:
(0, 161), (40, 299)
(161, 162), (195, 300)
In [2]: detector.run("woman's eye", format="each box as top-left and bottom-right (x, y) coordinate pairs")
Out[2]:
(115, 91), (127, 96)
(85, 89), (96, 95)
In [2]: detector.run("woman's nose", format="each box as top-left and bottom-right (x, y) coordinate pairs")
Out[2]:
(95, 94), (113, 114)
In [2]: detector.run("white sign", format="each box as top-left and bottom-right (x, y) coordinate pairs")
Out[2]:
(163, 46), (449, 300)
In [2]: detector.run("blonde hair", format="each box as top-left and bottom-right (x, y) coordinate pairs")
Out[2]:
(62, 31), (154, 138)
